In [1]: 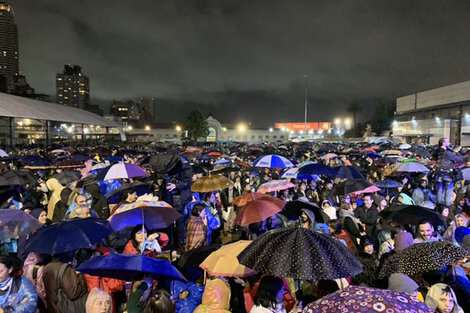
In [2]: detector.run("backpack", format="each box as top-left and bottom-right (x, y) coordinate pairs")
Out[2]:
(56, 263), (88, 313)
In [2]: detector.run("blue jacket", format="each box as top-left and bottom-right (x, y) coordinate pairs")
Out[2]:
(0, 276), (38, 313)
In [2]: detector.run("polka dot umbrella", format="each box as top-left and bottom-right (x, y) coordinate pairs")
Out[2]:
(237, 227), (362, 280)
(303, 285), (434, 313)
(378, 241), (470, 279)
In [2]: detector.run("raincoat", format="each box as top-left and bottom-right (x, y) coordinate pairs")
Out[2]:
(425, 283), (464, 313)
(0, 276), (38, 313)
(46, 178), (64, 220)
(194, 279), (231, 313)
(171, 280), (203, 313)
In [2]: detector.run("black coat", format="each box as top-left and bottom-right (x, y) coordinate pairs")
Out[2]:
(354, 205), (378, 239)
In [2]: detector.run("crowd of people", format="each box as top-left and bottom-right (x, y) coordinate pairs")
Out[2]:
(0, 137), (469, 313)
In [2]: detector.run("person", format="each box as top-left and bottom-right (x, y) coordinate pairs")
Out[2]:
(85, 288), (112, 313)
(299, 208), (316, 231)
(249, 276), (301, 313)
(123, 225), (168, 256)
(351, 237), (377, 287)
(388, 273), (421, 300)
(68, 203), (92, 219)
(354, 194), (378, 240)
(0, 255), (38, 313)
(194, 279), (231, 313)
(52, 188), (73, 223)
(434, 137), (463, 207)
(412, 178), (429, 206)
(117, 190), (137, 208)
(414, 219), (441, 243)
(425, 283), (464, 313)
(321, 200), (336, 221)
(30, 208), (48, 225)
(185, 204), (208, 251)
(443, 214), (468, 241)
(84, 183), (109, 219)
(45, 178), (64, 221)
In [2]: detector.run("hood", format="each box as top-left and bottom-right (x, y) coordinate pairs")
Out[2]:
(300, 208), (316, 224)
(46, 178), (63, 192)
(425, 283), (462, 313)
(394, 231), (414, 251)
(388, 273), (419, 294)
(200, 278), (230, 310)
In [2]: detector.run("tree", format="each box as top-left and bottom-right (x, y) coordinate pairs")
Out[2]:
(368, 102), (396, 136)
(346, 102), (362, 136)
(184, 110), (209, 141)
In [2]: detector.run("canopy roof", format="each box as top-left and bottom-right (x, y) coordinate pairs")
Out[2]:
(0, 92), (119, 127)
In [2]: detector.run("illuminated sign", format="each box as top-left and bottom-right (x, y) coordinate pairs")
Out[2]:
(275, 122), (332, 131)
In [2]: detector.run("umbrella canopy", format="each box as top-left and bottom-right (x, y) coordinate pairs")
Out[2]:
(237, 227), (363, 280)
(107, 181), (152, 203)
(378, 241), (470, 279)
(257, 180), (295, 193)
(303, 285), (433, 313)
(0, 209), (42, 241)
(110, 201), (181, 231)
(232, 192), (272, 207)
(0, 170), (37, 186)
(462, 168), (470, 180)
(252, 154), (294, 168)
(335, 166), (364, 179)
(55, 159), (85, 169)
(383, 150), (402, 155)
(410, 147), (432, 158)
(280, 167), (318, 180)
(77, 253), (186, 281)
(206, 152), (221, 157)
(191, 175), (233, 192)
(178, 244), (221, 269)
(379, 205), (445, 227)
(394, 162), (429, 173)
(0, 149), (8, 157)
(52, 171), (81, 185)
(320, 153), (338, 160)
(332, 179), (374, 196)
(21, 155), (54, 169)
(23, 217), (112, 255)
(297, 164), (337, 176)
(95, 162), (149, 181)
(234, 196), (286, 226)
(200, 240), (257, 277)
(399, 143), (411, 150)
(282, 200), (329, 223)
(374, 179), (403, 188)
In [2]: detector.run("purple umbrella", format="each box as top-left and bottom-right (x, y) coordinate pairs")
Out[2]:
(95, 162), (149, 181)
(0, 209), (42, 240)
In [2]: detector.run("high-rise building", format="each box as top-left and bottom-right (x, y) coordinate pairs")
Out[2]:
(56, 65), (90, 109)
(0, 2), (19, 92)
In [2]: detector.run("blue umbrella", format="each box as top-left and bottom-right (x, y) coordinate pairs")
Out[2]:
(252, 154), (294, 168)
(365, 152), (382, 159)
(335, 166), (364, 179)
(374, 179), (403, 188)
(0, 209), (42, 241)
(109, 204), (182, 231)
(77, 253), (187, 281)
(213, 159), (231, 165)
(23, 217), (112, 255)
(298, 164), (337, 176)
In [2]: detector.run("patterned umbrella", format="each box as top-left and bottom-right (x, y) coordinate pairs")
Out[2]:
(257, 180), (295, 193)
(234, 196), (286, 226)
(95, 162), (149, 181)
(237, 227), (362, 280)
(232, 192), (272, 207)
(378, 241), (470, 279)
(200, 240), (257, 277)
(304, 285), (433, 313)
(252, 154), (294, 168)
(191, 174), (233, 192)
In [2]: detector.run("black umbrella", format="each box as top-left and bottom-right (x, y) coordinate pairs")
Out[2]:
(177, 244), (221, 268)
(0, 170), (37, 186)
(237, 227), (363, 280)
(107, 181), (152, 204)
(378, 241), (470, 279)
(297, 164), (337, 177)
(410, 147), (432, 158)
(379, 205), (445, 227)
(332, 179), (373, 196)
(335, 166), (364, 179)
(282, 200), (329, 223)
(52, 171), (81, 185)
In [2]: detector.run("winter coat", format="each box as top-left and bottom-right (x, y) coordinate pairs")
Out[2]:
(354, 205), (378, 239)
(52, 188), (72, 222)
(84, 183), (109, 219)
(22, 252), (46, 306)
(0, 276), (38, 313)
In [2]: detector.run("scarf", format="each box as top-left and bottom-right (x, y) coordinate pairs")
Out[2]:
(0, 277), (13, 305)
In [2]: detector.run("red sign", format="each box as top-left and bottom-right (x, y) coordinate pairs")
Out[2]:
(275, 122), (331, 131)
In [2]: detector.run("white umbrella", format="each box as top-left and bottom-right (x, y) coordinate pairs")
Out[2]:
(0, 149), (8, 157)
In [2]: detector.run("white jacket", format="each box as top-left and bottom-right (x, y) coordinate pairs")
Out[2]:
(250, 305), (286, 313)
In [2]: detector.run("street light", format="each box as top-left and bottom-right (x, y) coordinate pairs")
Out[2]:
(344, 118), (351, 128)
(145, 125), (151, 131)
(269, 127), (273, 132)
(334, 118), (341, 125)
(237, 123), (247, 133)
(175, 125), (182, 132)
(127, 125), (133, 131)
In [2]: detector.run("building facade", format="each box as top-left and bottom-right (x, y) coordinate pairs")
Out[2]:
(0, 2), (19, 92)
(394, 80), (470, 145)
(56, 65), (90, 109)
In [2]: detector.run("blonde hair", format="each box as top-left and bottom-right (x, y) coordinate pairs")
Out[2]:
(86, 288), (112, 313)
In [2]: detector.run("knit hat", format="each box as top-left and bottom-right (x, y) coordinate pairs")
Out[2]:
(454, 226), (470, 243)
(388, 273), (419, 294)
(394, 231), (414, 251)
(30, 208), (46, 220)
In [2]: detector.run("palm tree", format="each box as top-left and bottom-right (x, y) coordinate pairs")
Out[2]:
(347, 103), (362, 136)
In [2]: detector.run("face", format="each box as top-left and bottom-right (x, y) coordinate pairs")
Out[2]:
(92, 296), (111, 313)
(443, 138), (450, 148)
(38, 211), (47, 224)
(76, 195), (87, 206)
(364, 244), (374, 254)
(436, 292), (454, 313)
(128, 192), (138, 202)
(301, 212), (309, 222)
(363, 196), (373, 208)
(80, 206), (92, 218)
(135, 229), (147, 244)
(24, 208), (31, 214)
(456, 216), (466, 227)
(442, 208), (449, 218)
(326, 183), (333, 190)
(0, 263), (12, 283)
(300, 183), (306, 191)
(418, 223), (434, 240)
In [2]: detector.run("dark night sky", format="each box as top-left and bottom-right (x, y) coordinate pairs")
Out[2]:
(9, 0), (470, 127)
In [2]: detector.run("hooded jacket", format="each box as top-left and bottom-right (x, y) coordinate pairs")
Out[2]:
(425, 283), (464, 313)
(194, 279), (231, 313)
(52, 188), (72, 223)
(45, 178), (64, 220)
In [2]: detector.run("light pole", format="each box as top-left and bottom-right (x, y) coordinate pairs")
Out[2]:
(304, 74), (308, 132)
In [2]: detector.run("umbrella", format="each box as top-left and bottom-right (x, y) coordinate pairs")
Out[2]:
(107, 181), (152, 203)
(234, 196), (286, 226)
(232, 192), (272, 207)
(335, 166), (364, 179)
(332, 179), (373, 196)
(462, 168), (470, 180)
(0, 149), (8, 157)
(237, 227), (363, 280)
(280, 167), (318, 180)
(95, 162), (149, 181)
(0, 170), (37, 186)
(50, 149), (68, 154)
(374, 179), (403, 188)
(206, 152), (221, 157)
(379, 205), (445, 227)
(213, 159), (231, 165)
(399, 143), (411, 150)
(297, 164), (337, 176)
(110, 201), (181, 231)
(320, 153), (338, 160)
(23, 217), (112, 255)
(252, 154), (294, 168)
(52, 171), (81, 185)
(378, 241), (470, 279)
(383, 150), (402, 155)
(178, 244), (221, 269)
(77, 253), (186, 281)
(55, 159), (85, 169)
(257, 180), (295, 193)
(235, 161), (251, 168)
(191, 175), (233, 192)
(282, 200), (329, 223)
(21, 155), (54, 169)
(365, 152), (383, 159)
(303, 285), (433, 313)
(0, 209), (42, 240)
(200, 240), (257, 277)
(394, 162), (429, 173)
(410, 147), (432, 158)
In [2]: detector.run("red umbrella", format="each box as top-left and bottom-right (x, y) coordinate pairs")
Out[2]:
(235, 161), (251, 168)
(234, 196), (286, 226)
(207, 152), (221, 157)
(233, 192), (272, 207)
